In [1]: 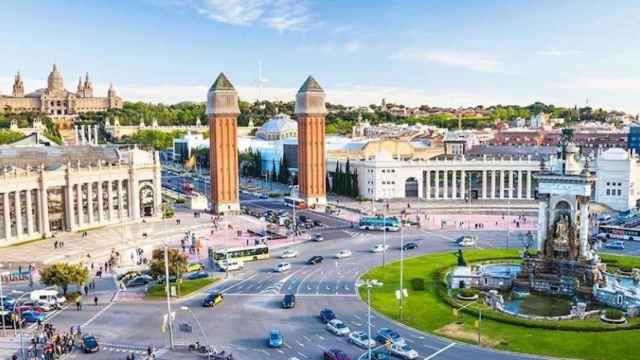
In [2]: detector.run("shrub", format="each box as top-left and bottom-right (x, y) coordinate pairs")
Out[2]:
(605, 309), (625, 320)
(460, 288), (478, 298)
(268, 192), (282, 198)
(411, 278), (425, 291)
(175, 198), (186, 204)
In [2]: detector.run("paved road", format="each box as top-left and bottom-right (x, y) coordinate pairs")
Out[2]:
(35, 222), (541, 360)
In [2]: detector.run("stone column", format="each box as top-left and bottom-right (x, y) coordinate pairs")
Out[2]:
(508, 170), (514, 199)
(491, 170), (496, 199)
(80, 125), (86, 145)
(117, 180), (125, 219)
(443, 170), (449, 199)
(451, 170), (457, 199)
(107, 181), (115, 221)
(15, 191), (23, 238)
(38, 188), (50, 236)
(526, 171), (532, 199)
(87, 182), (94, 224)
(580, 199), (589, 257)
(461, 170), (466, 199)
(482, 170), (487, 199)
(65, 183), (75, 231)
(74, 126), (79, 145)
(537, 200), (547, 252)
(76, 183), (84, 227)
(93, 125), (99, 145)
(3, 192), (11, 240)
(434, 170), (440, 199)
(25, 190), (34, 235)
(517, 170), (522, 199)
(499, 170), (505, 199)
(425, 170), (431, 199)
(129, 168), (140, 220)
(97, 182), (104, 223)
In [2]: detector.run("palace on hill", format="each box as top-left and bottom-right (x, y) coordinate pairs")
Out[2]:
(0, 64), (123, 118)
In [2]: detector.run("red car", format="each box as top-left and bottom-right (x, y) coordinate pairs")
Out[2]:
(14, 305), (48, 314)
(324, 349), (351, 360)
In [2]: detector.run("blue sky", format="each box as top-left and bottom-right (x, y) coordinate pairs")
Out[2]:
(1, 0), (640, 112)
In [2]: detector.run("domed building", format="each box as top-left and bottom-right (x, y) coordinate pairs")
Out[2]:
(0, 64), (122, 119)
(255, 113), (298, 141)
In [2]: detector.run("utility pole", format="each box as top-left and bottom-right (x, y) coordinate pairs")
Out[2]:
(163, 245), (175, 349)
(399, 211), (405, 320)
(0, 264), (5, 337)
(382, 200), (387, 267)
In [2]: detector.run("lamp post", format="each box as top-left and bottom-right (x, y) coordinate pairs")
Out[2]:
(11, 287), (55, 359)
(398, 211), (407, 320)
(453, 299), (482, 346)
(382, 199), (387, 267)
(356, 279), (382, 360)
(506, 189), (511, 249)
(180, 306), (212, 353)
(0, 264), (6, 337)
(163, 244), (175, 349)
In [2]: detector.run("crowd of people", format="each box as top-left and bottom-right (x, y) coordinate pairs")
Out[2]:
(14, 323), (79, 360)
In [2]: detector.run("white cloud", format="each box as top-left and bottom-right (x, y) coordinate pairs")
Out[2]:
(562, 77), (640, 91)
(536, 50), (583, 56)
(157, 0), (312, 31)
(390, 49), (502, 73)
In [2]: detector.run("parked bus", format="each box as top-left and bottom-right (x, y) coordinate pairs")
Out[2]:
(598, 225), (640, 241)
(284, 197), (306, 209)
(209, 244), (270, 265)
(358, 216), (400, 231)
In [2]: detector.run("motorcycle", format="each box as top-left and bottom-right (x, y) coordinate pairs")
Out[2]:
(188, 342), (209, 353)
(207, 350), (234, 360)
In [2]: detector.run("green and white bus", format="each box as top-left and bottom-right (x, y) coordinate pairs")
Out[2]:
(209, 244), (270, 265)
(358, 216), (400, 231)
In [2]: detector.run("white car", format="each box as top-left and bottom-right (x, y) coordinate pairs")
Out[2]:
(326, 319), (350, 336)
(389, 343), (419, 359)
(280, 250), (299, 259)
(458, 238), (476, 247)
(348, 331), (375, 348)
(335, 250), (352, 259)
(370, 244), (389, 253)
(218, 259), (243, 271)
(274, 262), (291, 273)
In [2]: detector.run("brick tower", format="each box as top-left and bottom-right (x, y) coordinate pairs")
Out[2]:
(295, 76), (327, 207)
(207, 73), (240, 214)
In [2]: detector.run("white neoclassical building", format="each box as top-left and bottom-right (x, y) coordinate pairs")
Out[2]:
(328, 150), (541, 201)
(0, 145), (162, 244)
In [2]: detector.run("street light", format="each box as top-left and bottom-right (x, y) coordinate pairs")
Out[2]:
(0, 264), (5, 337)
(453, 299), (483, 346)
(356, 279), (383, 360)
(382, 199), (387, 267)
(180, 306), (212, 354)
(11, 286), (55, 359)
(398, 212), (408, 321)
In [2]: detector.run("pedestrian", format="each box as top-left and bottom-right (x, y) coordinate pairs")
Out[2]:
(84, 285), (89, 296)
(76, 300), (81, 311)
(94, 296), (98, 306)
(147, 345), (153, 357)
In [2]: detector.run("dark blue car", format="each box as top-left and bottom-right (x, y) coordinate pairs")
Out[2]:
(22, 310), (45, 323)
(375, 328), (405, 346)
(320, 308), (336, 323)
(187, 271), (209, 280)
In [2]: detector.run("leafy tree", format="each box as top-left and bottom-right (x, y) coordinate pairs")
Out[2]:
(124, 130), (185, 150)
(149, 248), (188, 278)
(39, 262), (90, 295)
(0, 129), (25, 144)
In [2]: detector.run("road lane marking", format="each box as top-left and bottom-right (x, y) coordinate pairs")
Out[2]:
(297, 351), (308, 358)
(219, 273), (258, 294)
(423, 343), (455, 359)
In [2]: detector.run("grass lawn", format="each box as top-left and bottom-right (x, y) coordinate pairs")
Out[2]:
(359, 249), (640, 360)
(145, 277), (219, 300)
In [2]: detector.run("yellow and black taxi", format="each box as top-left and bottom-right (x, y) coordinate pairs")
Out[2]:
(202, 292), (224, 307)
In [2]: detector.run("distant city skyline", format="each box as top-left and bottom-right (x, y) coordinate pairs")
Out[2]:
(1, 0), (640, 113)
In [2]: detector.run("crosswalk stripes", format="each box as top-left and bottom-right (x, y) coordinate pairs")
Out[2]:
(343, 230), (361, 238)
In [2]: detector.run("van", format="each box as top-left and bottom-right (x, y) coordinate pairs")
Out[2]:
(30, 290), (66, 308)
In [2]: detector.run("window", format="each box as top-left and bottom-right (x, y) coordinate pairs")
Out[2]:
(606, 189), (610, 196)
(618, 189), (622, 196)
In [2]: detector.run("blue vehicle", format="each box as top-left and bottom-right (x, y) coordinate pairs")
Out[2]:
(320, 308), (336, 323)
(267, 329), (283, 348)
(22, 310), (45, 323)
(604, 240), (625, 250)
(81, 335), (100, 353)
(187, 271), (209, 280)
(375, 328), (406, 346)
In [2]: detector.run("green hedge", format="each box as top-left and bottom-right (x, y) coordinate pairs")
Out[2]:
(605, 309), (625, 320)
(436, 262), (640, 332)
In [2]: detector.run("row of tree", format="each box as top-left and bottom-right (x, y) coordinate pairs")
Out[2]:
(330, 159), (360, 198)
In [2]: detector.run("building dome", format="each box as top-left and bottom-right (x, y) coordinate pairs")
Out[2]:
(47, 64), (64, 92)
(256, 113), (298, 140)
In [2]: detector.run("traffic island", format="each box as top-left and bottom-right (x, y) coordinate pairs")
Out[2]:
(358, 249), (640, 360)
(145, 277), (219, 300)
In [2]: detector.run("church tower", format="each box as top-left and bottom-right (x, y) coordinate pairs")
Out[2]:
(295, 76), (327, 206)
(83, 73), (93, 97)
(76, 75), (84, 97)
(207, 73), (240, 214)
(12, 71), (24, 97)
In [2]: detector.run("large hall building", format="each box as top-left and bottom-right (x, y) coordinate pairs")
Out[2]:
(0, 64), (123, 118)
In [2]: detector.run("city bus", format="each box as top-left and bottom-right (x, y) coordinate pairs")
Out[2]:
(358, 216), (401, 232)
(598, 225), (640, 241)
(209, 244), (270, 266)
(284, 197), (306, 209)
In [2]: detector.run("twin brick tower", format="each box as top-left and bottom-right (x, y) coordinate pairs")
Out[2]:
(207, 73), (327, 214)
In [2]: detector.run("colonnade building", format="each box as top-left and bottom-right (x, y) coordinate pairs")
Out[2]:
(0, 145), (162, 244)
